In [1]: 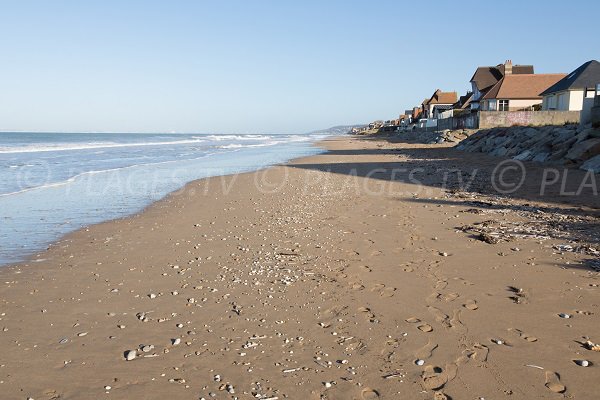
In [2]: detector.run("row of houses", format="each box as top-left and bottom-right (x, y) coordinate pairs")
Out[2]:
(355, 60), (600, 133)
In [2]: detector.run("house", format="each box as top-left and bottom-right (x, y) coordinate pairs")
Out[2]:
(412, 106), (421, 121)
(540, 60), (600, 122)
(420, 98), (430, 118)
(480, 73), (566, 111)
(470, 60), (534, 110)
(453, 92), (473, 110)
(424, 89), (457, 118)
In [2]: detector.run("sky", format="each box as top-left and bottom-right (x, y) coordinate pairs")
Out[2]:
(0, 0), (599, 134)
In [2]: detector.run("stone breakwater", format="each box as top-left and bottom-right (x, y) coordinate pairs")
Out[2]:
(454, 125), (600, 173)
(398, 129), (477, 144)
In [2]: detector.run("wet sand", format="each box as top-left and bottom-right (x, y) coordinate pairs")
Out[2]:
(1, 135), (599, 400)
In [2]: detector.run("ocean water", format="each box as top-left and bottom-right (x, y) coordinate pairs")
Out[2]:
(0, 132), (326, 266)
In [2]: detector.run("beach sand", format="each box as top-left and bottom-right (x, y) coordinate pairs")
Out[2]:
(1, 135), (599, 400)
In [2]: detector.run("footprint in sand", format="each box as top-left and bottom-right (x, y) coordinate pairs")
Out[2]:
(508, 328), (538, 342)
(371, 284), (396, 298)
(418, 323), (434, 333)
(350, 281), (365, 290)
(427, 292), (442, 303)
(371, 283), (385, 292)
(473, 343), (489, 361)
(427, 306), (451, 329)
(421, 365), (447, 391)
(434, 280), (448, 290)
(358, 265), (372, 273)
(360, 388), (380, 399)
(545, 371), (566, 393)
(406, 317), (421, 324)
(319, 305), (346, 323)
(464, 299), (479, 310)
(434, 393), (449, 400)
(443, 292), (459, 302)
(357, 306), (377, 322)
(415, 339), (439, 359)
(450, 309), (466, 333)
(421, 361), (460, 391)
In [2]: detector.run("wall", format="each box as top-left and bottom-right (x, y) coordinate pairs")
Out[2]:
(479, 110), (580, 129)
(437, 112), (479, 130)
(568, 90), (583, 110)
(582, 97), (595, 124)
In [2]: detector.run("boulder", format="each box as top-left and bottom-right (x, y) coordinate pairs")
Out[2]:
(580, 155), (600, 173)
(565, 138), (600, 161)
(513, 150), (532, 161)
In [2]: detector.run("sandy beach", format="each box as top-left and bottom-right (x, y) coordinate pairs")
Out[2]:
(1, 135), (599, 400)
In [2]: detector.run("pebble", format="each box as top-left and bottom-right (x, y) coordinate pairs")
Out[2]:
(575, 360), (590, 367)
(415, 359), (425, 366)
(125, 350), (137, 361)
(141, 345), (154, 352)
(558, 313), (572, 319)
(77, 332), (88, 337)
(492, 339), (504, 345)
(148, 293), (157, 299)
(172, 338), (181, 346)
(104, 386), (112, 390)
(324, 382), (333, 388)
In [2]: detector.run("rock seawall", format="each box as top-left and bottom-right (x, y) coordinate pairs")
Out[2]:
(455, 124), (600, 173)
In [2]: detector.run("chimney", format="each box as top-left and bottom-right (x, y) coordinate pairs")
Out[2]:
(504, 60), (513, 75)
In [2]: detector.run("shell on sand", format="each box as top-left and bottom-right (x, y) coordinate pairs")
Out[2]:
(585, 341), (600, 352)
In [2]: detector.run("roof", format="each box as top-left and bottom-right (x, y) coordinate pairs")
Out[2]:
(427, 89), (457, 105)
(454, 92), (473, 109)
(482, 74), (566, 100)
(540, 60), (600, 95)
(470, 64), (534, 91)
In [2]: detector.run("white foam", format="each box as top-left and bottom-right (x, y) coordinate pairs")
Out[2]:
(0, 137), (214, 154)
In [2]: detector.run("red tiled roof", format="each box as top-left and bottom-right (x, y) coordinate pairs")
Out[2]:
(482, 74), (567, 100)
(428, 89), (457, 105)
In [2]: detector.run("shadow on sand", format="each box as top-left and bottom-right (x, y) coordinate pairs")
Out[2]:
(290, 135), (600, 271)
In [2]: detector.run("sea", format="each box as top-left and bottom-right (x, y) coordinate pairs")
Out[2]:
(0, 132), (327, 266)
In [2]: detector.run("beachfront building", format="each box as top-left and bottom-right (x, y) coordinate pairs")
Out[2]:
(453, 92), (474, 111)
(424, 89), (458, 118)
(470, 60), (534, 110)
(480, 73), (566, 112)
(540, 60), (600, 122)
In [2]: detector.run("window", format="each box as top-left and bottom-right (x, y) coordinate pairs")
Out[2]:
(547, 95), (556, 109)
(499, 100), (509, 111)
(557, 93), (567, 110)
(488, 100), (497, 111)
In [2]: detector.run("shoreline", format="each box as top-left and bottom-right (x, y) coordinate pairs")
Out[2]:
(0, 136), (332, 270)
(0, 135), (598, 399)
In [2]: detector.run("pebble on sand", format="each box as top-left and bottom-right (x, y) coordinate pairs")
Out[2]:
(124, 350), (137, 361)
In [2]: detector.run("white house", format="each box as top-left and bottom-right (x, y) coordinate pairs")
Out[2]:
(540, 60), (600, 123)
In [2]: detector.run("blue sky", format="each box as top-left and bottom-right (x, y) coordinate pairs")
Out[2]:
(0, 0), (598, 134)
